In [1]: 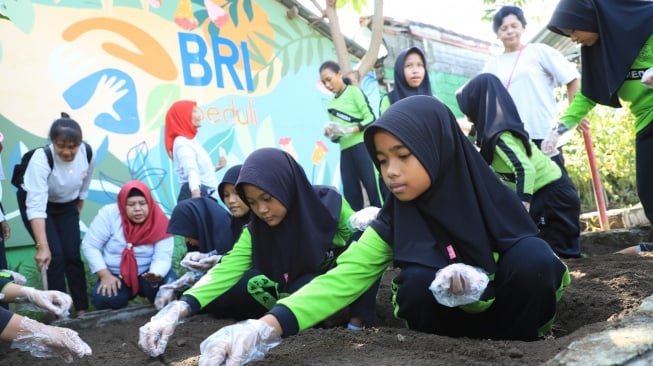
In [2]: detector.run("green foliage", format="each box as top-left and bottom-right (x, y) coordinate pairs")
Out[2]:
(562, 105), (638, 213)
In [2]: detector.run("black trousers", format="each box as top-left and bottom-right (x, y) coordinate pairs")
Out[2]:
(340, 143), (383, 211)
(0, 230), (7, 310)
(18, 191), (88, 311)
(391, 237), (568, 341)
(530, 175), (582, 258)
(636, 122), (653, 225)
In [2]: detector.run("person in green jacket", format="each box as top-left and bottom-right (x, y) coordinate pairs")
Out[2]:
(188, 96), (571, 365)
(138, 147), (380, 357)
(542, 0), (653, 251)
(320, 60), (384, 211)
(456, 73), (581, 258)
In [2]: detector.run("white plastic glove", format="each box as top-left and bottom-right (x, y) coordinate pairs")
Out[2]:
(16, 287), (72, 319)
(181, 251), (222, 272)
(10, 316), (92, 363)
(347, 206), (381, 232)
(541, 127), (561, 156)
(198, 319), (282, 366)
(138, 300), (191, 357)
(0, 269), (27, 285)
(429, 263), (489, 307)
(642, 68), (653, 89)
(154, 272), (199, 310)
(324, 122), (350, 137)
(541, 123), (573, 156)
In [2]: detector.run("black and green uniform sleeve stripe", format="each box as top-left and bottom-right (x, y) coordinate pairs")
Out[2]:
(490, 132), (561, 203)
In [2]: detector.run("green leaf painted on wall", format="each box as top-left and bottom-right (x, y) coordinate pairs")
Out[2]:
(2, 0), (35, 34)
(294, 41), (303, 73)
(255, 30), (281, 49)
(243, 0), (254, 21)
(145, 84), (181, 132)
(205, 128), (235, 157)
(287, 15), (303, 34)
(266, 62), (275, 87)
(269, 22), (292, 41)
(247, 34), (267, 65)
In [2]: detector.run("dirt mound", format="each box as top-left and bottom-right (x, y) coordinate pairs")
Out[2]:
(1, 227), (652, 366)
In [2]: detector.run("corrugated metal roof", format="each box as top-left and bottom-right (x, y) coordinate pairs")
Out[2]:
(529, 28), (580, 65)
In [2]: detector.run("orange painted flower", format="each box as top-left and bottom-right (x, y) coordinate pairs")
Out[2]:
(311, 141), (328, 165)
(174, 0), (199, 30)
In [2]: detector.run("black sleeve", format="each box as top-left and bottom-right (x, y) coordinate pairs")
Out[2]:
(0, 307), (13, 334)
(0, 277), (14, 333)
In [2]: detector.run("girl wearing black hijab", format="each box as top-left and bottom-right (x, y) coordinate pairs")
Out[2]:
(456, 73), (581, 258)
(139, 148), (379, 357)
(184, 96), (572, 366)
(379, 46), (433, 115)
(217, 164), (251, 244)
(544, 0), (653, 238)
(153, 197), (235, 310)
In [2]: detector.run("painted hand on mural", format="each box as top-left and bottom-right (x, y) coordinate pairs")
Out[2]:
(83, 74), (128, 121)
(63, 69), (139, 134)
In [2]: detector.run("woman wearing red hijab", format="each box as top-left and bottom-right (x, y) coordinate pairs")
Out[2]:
(81, 181), (176, 309)
(164, 100), (226, 202)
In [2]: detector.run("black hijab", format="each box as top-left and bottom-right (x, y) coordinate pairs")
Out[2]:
(364, 95), (538, 274)
(218, 164), (250, 242)
(235, 148), (342, 285)
(388, 47), (433, 104)
(456, 73), (532, 164)
(167, 197), (234, 254)
(548, 0), (653, 107)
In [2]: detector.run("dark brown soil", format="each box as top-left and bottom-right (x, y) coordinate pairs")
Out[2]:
(1, 227), (652, 366)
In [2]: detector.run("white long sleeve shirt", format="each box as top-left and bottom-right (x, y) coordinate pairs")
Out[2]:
(172, 136), (218, 192)
(23, 144), (94, 220)
(81, 204), (173, 277)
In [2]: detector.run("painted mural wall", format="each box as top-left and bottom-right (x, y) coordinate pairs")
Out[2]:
(0, 0), (381, 248)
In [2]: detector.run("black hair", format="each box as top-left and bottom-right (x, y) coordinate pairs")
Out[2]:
(127, 187), (145, 198)
(319, 60), (352, 85)
(492, 5), (527, 33)
(49, 112), (83, 145)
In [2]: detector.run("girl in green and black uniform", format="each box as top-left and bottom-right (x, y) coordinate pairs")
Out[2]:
(138, 148), (379, 357)
(185, 96), (571, 365)
(320, 61), (384, 211)
(456, 73), (581, 258)
(543, 0), (653, 251)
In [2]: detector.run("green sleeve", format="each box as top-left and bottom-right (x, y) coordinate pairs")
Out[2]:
(277, 227), (393, 331)
(559, 91), (596, 129)
(354, 87), (376, 128)
(491, 133), (537, 202)
(332, 197), (355, 248)
(379, 95), (390, 115)
(182, 228), (254, 308)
